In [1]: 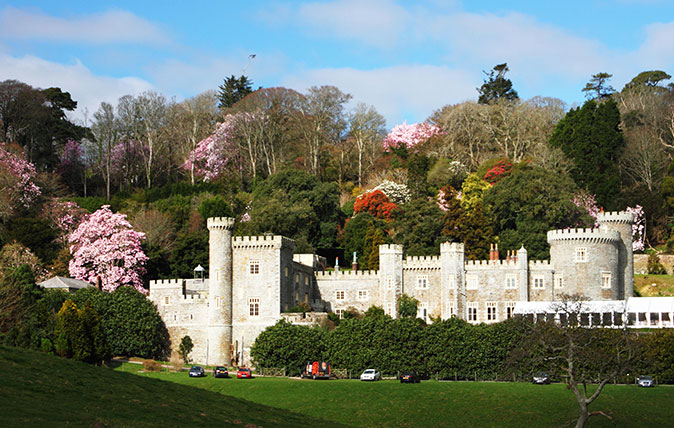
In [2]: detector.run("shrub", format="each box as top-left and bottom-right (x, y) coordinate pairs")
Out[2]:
(142, 359), (162, 372)
(647, 252), (667, 274)
(179, 335), (193, 363)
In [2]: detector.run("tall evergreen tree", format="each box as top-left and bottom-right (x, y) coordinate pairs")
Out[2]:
(477, 63), (519, 104)
(217, 75), (253, 109)
(582, 72), (615, 100)
(549, 99), (625, 209)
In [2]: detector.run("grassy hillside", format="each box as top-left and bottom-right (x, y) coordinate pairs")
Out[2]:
(118, 363), (674, 428)
(0, 346), (344, 428)
(635, 274), (674, 296)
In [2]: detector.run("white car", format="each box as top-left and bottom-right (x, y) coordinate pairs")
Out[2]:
(637, 375), (654, 387)
(360, 369), (381, 381)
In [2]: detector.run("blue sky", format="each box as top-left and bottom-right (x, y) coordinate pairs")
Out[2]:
(1, 0), (674, 128)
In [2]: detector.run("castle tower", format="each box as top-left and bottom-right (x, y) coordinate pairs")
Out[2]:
(440, 242), (465, 320)
(517, 246), (529, 302)
(597, 211), (635, 299)
(206, 217), (235, 365)
(379, 244), (404, 318)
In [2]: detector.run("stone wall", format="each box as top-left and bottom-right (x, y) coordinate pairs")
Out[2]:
(634, 254), (674, 274)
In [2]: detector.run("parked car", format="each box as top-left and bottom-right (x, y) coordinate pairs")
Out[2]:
(532, 372), (550, 384)
(189, 366), (205, 377)
(400, 371), (420, 383)
(637, 375), (654, 387)
(213, 366), (229, 378)
(301, 361), (332, 379)
(360, 369), (381, 381)
(237, 367), (253, 379)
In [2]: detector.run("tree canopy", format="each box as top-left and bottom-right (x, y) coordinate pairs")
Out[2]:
(477, 63), (519, 104)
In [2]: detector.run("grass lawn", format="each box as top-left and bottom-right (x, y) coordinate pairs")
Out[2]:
(0, 345), (344, 428)
(635, 274), (674, 296)
(118, 363), (674, 428)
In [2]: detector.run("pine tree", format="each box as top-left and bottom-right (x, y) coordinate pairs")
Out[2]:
(217, 75), (253, 109)
(477, 63), (519, 104)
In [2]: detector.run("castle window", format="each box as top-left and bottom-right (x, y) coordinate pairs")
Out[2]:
(335, 290), (345, 300)
(305, 276), (309, 285)
(417, 302), (429, 322)
(447, 301), (455, 318)
(305, 292), (309, 303)
(249, 261), (260, 274)
(285, 267), (289, 277)
(533, 275), (545, 289)
(416, 275), (429, 289)
(336, 308), (345, 319)
(295, 291), (299, 301)
(486, 302), (497, 322)
(358, 290), (369, 300)
(505, 274), (517, 290)
(467, 302), (478, 322)
(554, 274), (564, 289)
(386, 303), (393, 316)
(249, 298), (260, 316)
(173, 312), (177, 321)
(386, 275), (393, 289)
(601, 272), (612, 289)
(506, 302), (516, 319)
(575, 247), (587, 263)
(466, 275), (478, 290)
(164, 296), (170, 305)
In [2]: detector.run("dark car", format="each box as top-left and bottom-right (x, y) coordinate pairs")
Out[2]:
(533, 372), (550, 384)
(189, 366), (205, 377)
(213, 366), (229, 378)
(637, 375), (654, 387)
(400, 371), (420, 383)
(237, 367), (252, 379)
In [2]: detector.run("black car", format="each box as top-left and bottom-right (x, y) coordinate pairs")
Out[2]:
(400, 371), (420, 383)
(213, 366), (229, 378)
(533, 372), (550, 384)
(189, 366), (205, 377)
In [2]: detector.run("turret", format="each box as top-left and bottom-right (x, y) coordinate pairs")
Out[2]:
(206, 217), (235, 365)
(440, 242), (465, 320)
(379, 244), (404, 318)
(597, 211), (635, 299)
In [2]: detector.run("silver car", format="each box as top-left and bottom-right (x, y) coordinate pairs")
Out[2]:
(360, 369), (381, 381)
(637, 375), (654, 387)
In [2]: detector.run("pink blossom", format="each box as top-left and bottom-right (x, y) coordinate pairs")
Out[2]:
(382, 121), (442, 150)
(0, 143), (41, 208)
(68, 205), (148, 294)
(42, 199), (89, 243)
(183, 115), (238, 181)
(625, 205), (645, 252)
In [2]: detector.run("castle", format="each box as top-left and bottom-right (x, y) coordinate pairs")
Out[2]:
(149, 211), (635, 366)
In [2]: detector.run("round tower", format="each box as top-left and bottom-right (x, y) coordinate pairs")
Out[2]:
(206, 217), (235, 365)
(597, 211), (635, 299)
(379, 244), (403, 318)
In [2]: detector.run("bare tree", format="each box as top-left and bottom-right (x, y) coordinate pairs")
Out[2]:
(91, 102), (119, 200)
(349, 102), (386, 187)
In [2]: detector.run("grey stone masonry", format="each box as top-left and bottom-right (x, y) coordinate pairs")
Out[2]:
(207, 217), (235, 366)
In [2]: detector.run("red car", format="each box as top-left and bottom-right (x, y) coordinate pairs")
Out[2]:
(237, 367), (252, 378)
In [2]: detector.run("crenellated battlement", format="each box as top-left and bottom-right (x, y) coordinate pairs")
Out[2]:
(547, 228), (621, 243)
(207, 217), (235, 230)
(440, 242), (464, 252)
(464, 259), (519, 269)
(596, 211), (634, 225)
(315, 270), (379, 279)
(150, 279), (185, 288)
(379, 244), (404, 254)
(529, 260), (551, 269)
(232, 235), (295, 249)
(404, 255), (440, 270)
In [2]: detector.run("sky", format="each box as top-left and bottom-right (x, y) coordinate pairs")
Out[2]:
(1, 0), (674, 128)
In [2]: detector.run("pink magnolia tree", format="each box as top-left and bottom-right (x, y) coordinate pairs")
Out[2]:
(183, 115), (238, 182)
(42, 199), (89, 244)
(0, 143), (41, 213)
(383, 121), (442, 150)
(68, 205), (149, 294)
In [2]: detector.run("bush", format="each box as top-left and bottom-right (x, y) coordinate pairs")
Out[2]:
(647, 252), (667, 274)
(142, 359), (162, 372)
(179, 335), (193, 363)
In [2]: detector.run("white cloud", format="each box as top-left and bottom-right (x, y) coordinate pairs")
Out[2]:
(297, 0), (411, 49)
(0, 7), (171, 45)
(637, 21), (674, 68)
(0, 53), (153, 122)
(282, 65), (478, 126)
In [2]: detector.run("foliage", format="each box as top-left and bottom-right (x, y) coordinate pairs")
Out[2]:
(477, 63), (518, 104)
(647, 252), (667, 274)
(169, 231), (209, 278)
(382, 121), (442, 150)
(392, 198), (445, 257)
(343, 213), (388, 266)
(0, 143), (41, 218)
(372, 180), (411, 205)
(178, 335), (194, 363)
(250, 320), (327, 376)
(68, 205), (149, 293)
(397, 294), (419, 318)
(218, 75), (253, 109)
(353, 190), (400, 220)
(582, 72), (615, 100)
(197, 195), (233, 221)
(427, 158), (468, 190)
(2, 216), (60, 265)
(54, 299), (109, 364)
(484, 165), (588, 260)
(183, 116), (237, 182)
(440, 188), (494, 260)
(459, 173), (491, 212)
(623, 70), (671, 90)
(72, 286), (169, 359)
(483, 159), (513, 184)
(550, 99), (624, 209)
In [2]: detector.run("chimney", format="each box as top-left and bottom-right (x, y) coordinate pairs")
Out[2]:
(352, 251), (358, 271)
(335, 257), (340, 272)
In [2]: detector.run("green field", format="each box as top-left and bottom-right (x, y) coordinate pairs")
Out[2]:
(635, 274), (674, 296)
(3, 345), (673, 428)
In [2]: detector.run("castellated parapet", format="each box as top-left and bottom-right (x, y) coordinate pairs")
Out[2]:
(465, 259), (519, 269)
(315, 270), (379, 279)
(547, 228), (621, 243)
(206, 217), (235, 230)
(404, 255), (440, 270)
(597, 211), (635, 225)
(232, 235), (296, 250)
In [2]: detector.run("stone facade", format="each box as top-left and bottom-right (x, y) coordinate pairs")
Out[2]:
(149, 211), (635, 366)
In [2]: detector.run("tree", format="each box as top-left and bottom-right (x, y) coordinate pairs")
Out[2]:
(183, 116), (238, 182)
(383, 121), (442, 151)
(68, 205), (148, 293)
(91, 102), (120, 200)
(353, 190), (400, 220)
(582, 72), (615, 100)
(54, 299), (108, 364)
(549, 99), (625, 209)
(218, 75), (253, 109)
(349, 103), (386, 186)
(392, 198), (445, 257)
(477, 63), (519, 104)
(397, 294), (419, 318)
(178, 335), (194, 363)
(622, 70), (671, 91)
(0, 143), (41, 220)
(510, 295), (637, 428)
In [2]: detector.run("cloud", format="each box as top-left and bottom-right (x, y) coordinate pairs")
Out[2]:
(637, 21), (674, 67)
(0, 53), (153, 121)
(297, 0), (411, 49)
(0, 6), (171, 45)
(282, 65), (478, 126)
